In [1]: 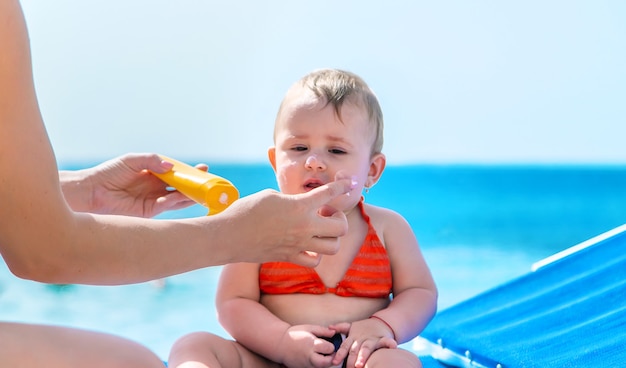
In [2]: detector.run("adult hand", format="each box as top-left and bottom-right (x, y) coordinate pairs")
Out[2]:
(60, 153), (204, 217)
(223, 178), (355, 267)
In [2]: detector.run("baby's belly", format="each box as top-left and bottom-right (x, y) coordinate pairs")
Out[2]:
(260, 293), (389, 326)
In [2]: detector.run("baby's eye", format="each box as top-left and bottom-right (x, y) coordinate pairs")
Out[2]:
(329, 148), (347, 155)
(292, 146), (308, 152)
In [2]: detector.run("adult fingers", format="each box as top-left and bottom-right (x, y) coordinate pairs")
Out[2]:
(317, 205), (349, 234)
(300, 178), (355, 208)
(121, 153), (169, 173)
(193, 163), (209, 172)
(290, 211), (348, 267)
(153, 192), (198, 214)
(288, 249), (324, 268)
(131, 153), (207, 174)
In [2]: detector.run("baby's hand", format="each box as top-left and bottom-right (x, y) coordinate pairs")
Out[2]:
(330, 320), (397, 368)
(279, 324), (341, 368)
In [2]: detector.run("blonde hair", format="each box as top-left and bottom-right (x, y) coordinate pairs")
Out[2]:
(276, 68), (384, 155)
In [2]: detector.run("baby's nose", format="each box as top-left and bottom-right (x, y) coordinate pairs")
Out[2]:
(305, 155), (326, 170)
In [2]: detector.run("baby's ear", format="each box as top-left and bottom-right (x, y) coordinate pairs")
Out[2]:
(267, 147), (277, 171)
(367, 153), (386, 188)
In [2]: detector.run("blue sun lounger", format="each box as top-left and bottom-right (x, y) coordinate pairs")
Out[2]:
(415, 223), (626, 368)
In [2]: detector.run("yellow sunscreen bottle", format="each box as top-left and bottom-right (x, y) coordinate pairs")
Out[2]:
(152, 155), (239, 215)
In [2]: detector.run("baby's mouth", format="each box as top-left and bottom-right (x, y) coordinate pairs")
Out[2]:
(303, 179), (324, 191)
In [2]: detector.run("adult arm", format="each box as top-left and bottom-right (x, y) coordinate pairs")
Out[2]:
(0, 0), (352, 286)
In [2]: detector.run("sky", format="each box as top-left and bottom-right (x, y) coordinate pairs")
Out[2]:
(20, 1), (626, 165)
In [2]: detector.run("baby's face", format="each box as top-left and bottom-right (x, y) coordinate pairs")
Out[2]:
(268, 91), (377, 211)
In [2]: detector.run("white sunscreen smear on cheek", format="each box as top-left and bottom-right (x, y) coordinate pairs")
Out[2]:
(277, 161), (298, 188)
(334, 170), (357, 196)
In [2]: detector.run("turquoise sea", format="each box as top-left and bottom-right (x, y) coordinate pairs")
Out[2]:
(2, 162), (626, 360)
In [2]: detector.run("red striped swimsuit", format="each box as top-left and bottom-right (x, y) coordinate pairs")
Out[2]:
(259, 200), (392, 298)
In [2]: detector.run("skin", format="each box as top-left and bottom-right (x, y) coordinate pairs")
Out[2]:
(0, 1), (354, 366)
(168, 87), (438, 368)
(0, 0), (354, 284)
(58, 154), (206, 217)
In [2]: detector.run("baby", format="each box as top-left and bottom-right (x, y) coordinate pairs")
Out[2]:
(169, 68), (438, 368)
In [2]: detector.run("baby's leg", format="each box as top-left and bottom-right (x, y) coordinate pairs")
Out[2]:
(365, 348), (422, 368)
(168, 332), (279, 368)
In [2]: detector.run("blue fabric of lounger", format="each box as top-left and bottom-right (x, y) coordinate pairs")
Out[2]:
(419, 224), (626, 368)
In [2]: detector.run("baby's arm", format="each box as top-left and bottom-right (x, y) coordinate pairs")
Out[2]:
(332, 206), (438, 367)
(371, 208), (438, 342)
(216, 263), (338, 367)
